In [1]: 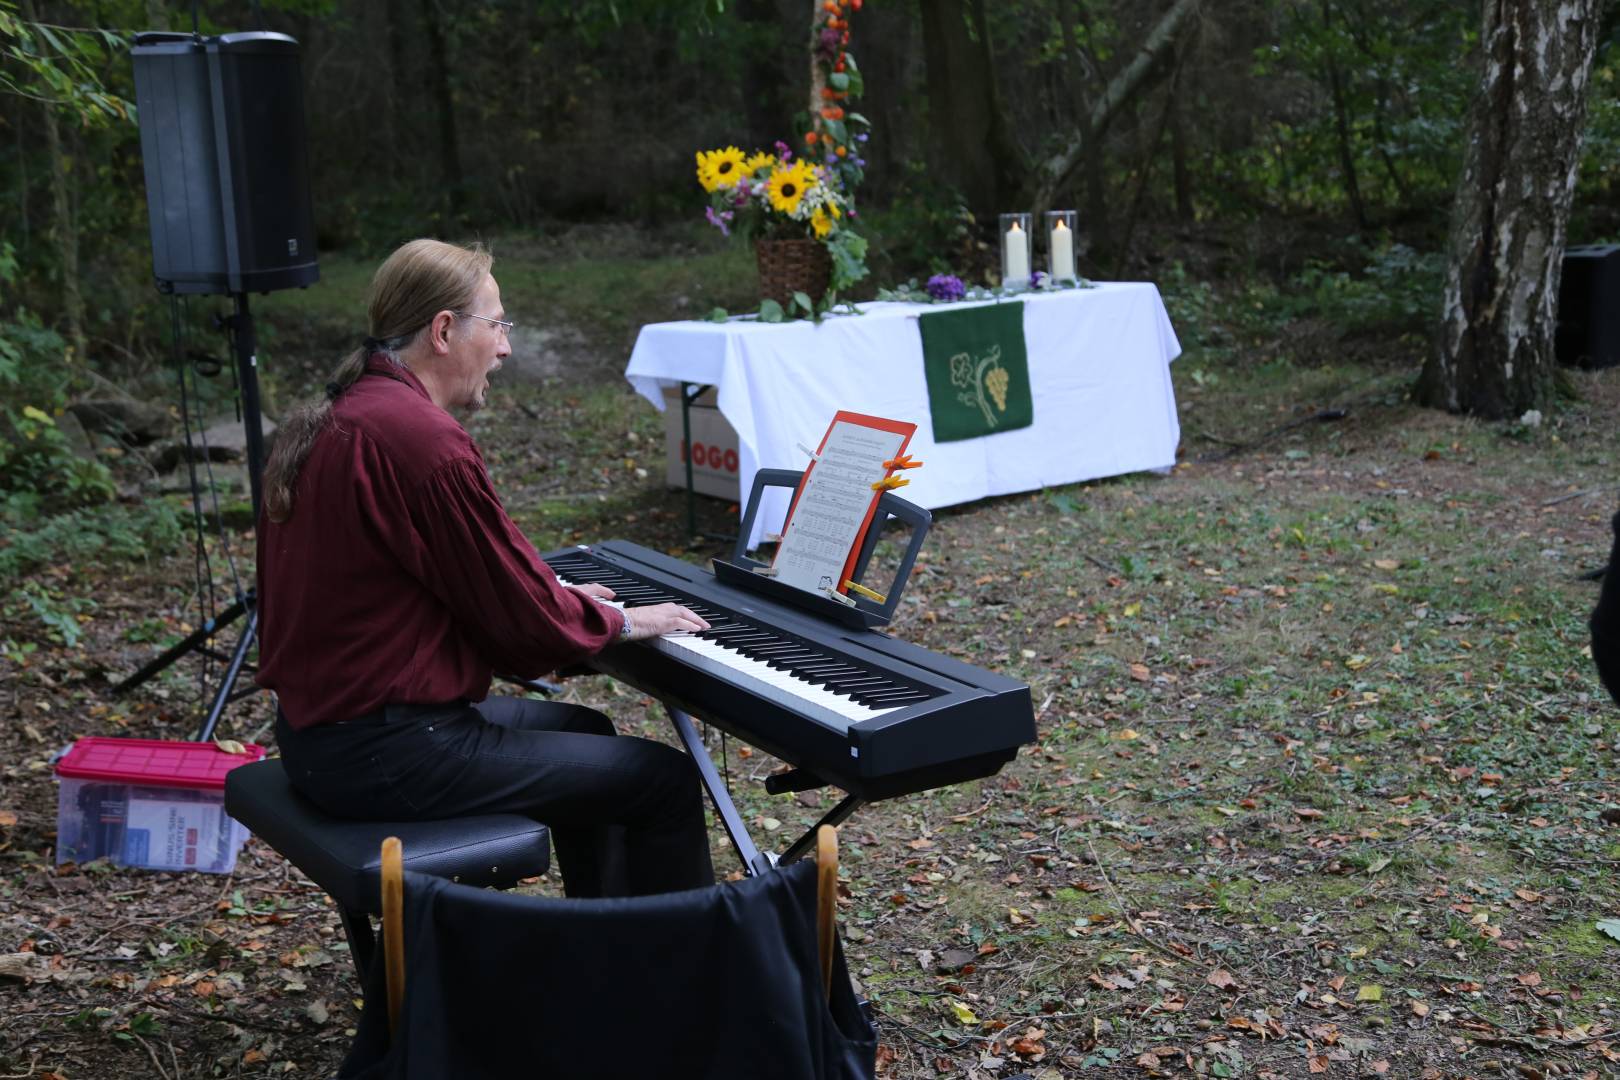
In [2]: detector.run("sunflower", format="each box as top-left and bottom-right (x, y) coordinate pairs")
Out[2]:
(766, 160), (814, 215)
(695, 150), (719, 193)
(704, 146), (747, 190)
(744, 151), (776, 177)
(811, 207), (833, 238)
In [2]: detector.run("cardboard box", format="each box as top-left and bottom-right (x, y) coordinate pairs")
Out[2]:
(661, 385), (741, 501)
(55, 737), (265, 873)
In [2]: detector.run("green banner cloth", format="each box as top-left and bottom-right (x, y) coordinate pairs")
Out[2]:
(918, 301), (1033, 442)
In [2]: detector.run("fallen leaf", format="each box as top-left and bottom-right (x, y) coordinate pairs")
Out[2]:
(1309, 1053), (1330, 1073)
(1595, 918), (1620, 943)
(1344, 654), (1370, 671)
(949, 999), (979, 1026)
(1373, 559), (1399, 571)
(0, 811), (16, 828)
(1123, 602), (1141, 617)
(1411, 1001), (1430, 1018)
(1294, 807), (1325, 820)
(1356, 985), (1382, 1002)
(1516, 972), (1542, 987)
(213, 738), (247, 755)
(1128, 663), (1151, 682)
(1206, 968), (1237, 989)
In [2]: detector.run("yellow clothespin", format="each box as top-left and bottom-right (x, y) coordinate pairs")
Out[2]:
(871, 475), (910, 493)
(842, 579), (887, 604)
(882, 453), (923, 471)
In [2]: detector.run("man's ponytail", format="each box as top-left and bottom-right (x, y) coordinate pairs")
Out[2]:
(258, 240), (493, 523)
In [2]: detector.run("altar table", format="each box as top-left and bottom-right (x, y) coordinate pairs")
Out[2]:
(625, 283), (1183, 548)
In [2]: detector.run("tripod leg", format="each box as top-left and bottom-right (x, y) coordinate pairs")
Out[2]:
(114, 597), (248, 694)
(195, 605), (258, 742)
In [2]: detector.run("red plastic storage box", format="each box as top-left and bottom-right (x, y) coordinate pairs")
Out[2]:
(55, 737), (266, 873)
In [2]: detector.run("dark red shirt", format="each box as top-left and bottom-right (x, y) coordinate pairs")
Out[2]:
(256, 356), (623, 729)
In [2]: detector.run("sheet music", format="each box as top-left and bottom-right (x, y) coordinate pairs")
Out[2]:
(773, 420), (907, 594)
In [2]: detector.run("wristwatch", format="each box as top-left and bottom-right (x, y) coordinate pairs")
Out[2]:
(619, 610), (633, 640)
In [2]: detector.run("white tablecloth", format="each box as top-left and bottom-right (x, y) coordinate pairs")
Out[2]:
(625, 283), (1182, 547)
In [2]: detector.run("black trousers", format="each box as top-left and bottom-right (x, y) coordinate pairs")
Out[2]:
(275, 696), (714, 897)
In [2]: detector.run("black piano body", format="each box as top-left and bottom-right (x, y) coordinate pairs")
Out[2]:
(542, 540), (1036, 804)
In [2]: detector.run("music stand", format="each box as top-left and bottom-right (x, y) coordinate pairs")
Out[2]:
(115, 292), (266, 742)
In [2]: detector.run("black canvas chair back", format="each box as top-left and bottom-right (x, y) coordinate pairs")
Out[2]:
(339, 858), (877, 1080)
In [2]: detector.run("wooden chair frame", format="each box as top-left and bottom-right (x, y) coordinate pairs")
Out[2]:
(379, 825), (842, 1033)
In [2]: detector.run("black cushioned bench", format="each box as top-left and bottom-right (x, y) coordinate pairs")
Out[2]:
(224, 758), (551, 977)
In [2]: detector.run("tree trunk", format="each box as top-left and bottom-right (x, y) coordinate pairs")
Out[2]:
(807, 0), (826, 130)
(918, 0), (1028, 216)
(419, 0), (463, 221)
(738, 0), (788, 150)
(1057, 0), (1110, 255)
(22, 0), (87, 363)
(1415, 0), (1602, 418)
(1170, 82), (1193, 221)
(1320, 1), (1368, 234)
(1032, 0), (1203, 218)
(384, 0), (412, 155)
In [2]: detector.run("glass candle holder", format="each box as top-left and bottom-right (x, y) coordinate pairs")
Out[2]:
(1045, 210), (1077, 282)
(999, 212), (1032, 286)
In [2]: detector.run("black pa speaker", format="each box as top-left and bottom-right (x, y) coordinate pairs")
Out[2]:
(1556, 243), (1620, 369)
(132, 31), (319, 295)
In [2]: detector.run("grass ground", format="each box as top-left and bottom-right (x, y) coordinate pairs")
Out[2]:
(2, 234), (1619, 1078)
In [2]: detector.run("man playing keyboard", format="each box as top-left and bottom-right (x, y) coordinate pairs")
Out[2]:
(254, 238), (714, 897)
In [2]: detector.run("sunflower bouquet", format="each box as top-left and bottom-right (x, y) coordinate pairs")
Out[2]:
(696, 144), (868, 298)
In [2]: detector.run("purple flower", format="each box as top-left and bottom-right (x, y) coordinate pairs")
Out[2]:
(856, 133), (869, 142)
(704, 206), (731, 237)
(926, 274), (966, 302)
(1030, 271), (1048, 288)
(854, 158), (866, 168)
(774, 140), (792, 160)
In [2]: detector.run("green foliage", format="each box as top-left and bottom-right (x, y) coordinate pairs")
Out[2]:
(826, 228), (869, 293)
(0, 496), (183, 587)
(8, 579), (95, 647)
(0, 1), (133, 124)
(0, 242), (116, 508)
(1269, 242), (1444, 331)
(861, 167), (978, 283)
(1209, 0), (1475, 219)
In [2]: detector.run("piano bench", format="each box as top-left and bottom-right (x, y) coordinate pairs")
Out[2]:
(223, 758), (550, 979)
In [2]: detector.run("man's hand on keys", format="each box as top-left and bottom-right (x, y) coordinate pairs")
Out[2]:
(569, 583), (616, 601)
(623, 602), (710, 641)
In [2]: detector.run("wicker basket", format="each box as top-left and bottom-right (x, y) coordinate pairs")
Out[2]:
(756, 238), (832, 310)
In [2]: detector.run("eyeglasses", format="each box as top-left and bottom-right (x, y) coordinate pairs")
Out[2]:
(455, 311), (515, 336)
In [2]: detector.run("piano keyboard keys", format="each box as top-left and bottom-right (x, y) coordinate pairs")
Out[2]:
(549, 553), (935, 731)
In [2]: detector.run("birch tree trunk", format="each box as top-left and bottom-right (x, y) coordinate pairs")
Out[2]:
(1415, 0), (1602, 418)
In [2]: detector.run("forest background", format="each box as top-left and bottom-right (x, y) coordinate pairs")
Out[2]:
(6, 2), (1620, 1078)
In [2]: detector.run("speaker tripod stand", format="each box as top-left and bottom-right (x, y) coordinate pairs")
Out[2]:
(116, 292), (267, 743)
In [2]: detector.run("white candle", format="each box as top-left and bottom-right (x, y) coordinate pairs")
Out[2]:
(1050, 220), (1075, 281)
(1004, 221), (1029, 282)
